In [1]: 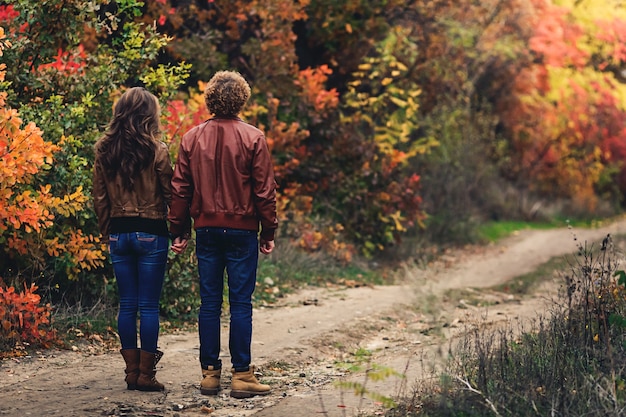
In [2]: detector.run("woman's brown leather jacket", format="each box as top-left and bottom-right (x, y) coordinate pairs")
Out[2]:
(93, 142), (173, 240)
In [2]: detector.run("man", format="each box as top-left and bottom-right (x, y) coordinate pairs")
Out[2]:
(169, 70), (278, 398)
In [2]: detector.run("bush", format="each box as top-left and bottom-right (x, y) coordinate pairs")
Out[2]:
(0, 0), (189, 306)
(161, 241), (200, 321)
(0, 281), (57, 353)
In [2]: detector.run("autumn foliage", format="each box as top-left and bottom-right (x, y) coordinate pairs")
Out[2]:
(1, 0), (626, 342)
(0, 282), (56, 352)
(0, 26), (105, 280)
(497, 0), (626, 210)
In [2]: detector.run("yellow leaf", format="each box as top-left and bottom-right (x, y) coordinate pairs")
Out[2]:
(389, 97), (407, 107)
(395, 62), (408, 71)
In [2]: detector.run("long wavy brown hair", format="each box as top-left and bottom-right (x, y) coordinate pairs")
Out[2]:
(95, 87), (161, 190)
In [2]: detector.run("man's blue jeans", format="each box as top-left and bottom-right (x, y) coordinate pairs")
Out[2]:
(195, 227), (259, 371)
(109, 232), (168, 353)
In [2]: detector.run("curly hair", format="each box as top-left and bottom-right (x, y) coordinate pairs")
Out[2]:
(95, 87), (161, 191)
(204, 71), (251, 117)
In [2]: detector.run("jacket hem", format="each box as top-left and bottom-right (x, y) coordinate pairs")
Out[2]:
(193, 213), (260, 232)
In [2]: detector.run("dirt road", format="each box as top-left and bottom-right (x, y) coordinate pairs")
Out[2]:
(1, 219), (625, 417)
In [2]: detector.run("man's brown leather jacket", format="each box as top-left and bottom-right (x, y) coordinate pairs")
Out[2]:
(169, 117), (278, 241)
(93, 142), (173, 239)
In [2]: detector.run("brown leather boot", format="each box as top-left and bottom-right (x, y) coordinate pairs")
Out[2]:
(200, 366), (221, 395)
(137, 350), (165, 391)
(230, 365), (270, 398)
(120, 348), (140, 390)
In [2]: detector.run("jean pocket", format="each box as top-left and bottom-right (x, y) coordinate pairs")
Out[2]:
(109, 233), (119, 253)
(135, 232), (159, 254)
(136, 232), (157, 242)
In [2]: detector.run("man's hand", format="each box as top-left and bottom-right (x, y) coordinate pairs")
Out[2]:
(260, 238), (274, 254)
(171, 236), (189, 254)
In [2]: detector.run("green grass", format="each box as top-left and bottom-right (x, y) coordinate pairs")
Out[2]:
(490, 254), (570, 295)
(52, 304), (119, 346)
(477, 217), (614, 243)
(477, 220), (554, 242)
(253, 248), (388, 305)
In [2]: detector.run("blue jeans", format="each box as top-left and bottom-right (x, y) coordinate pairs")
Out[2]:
(195, 227), (259, 371)
(109, 232), (168, 353)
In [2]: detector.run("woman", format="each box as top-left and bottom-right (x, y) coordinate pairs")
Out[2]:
(93, 87), (173, 392)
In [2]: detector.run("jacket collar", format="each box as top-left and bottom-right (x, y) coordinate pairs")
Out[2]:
(209, 116), (241, 121)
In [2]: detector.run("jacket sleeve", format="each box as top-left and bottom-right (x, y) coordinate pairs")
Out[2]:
(252, 135), (278, 241)
(155, 142), (174, 209)
(168, 138), (193, 239)
(92, 156), (111, 240)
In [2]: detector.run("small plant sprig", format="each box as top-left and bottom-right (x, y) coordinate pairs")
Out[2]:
(565, 234), (626, 355)
(333, 347), (404, 411)
(609, 270), (626, 337)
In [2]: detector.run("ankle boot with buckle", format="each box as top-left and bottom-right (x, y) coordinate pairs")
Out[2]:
(120, 348), (140, 390)
(230, 365), (270, 398)
(137, 349), (165, 391)
(200, 365), (221, 395)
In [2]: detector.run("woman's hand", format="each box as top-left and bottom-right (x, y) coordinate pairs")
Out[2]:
(171, 237), (189, 254)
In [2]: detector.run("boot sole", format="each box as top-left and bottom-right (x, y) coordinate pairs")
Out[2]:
(200, 387), (219, 395)
(230, 390), (270, 399)
(137, 386), (165, 392)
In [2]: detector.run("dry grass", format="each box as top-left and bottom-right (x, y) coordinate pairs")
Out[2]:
(388, 234), (626, 417)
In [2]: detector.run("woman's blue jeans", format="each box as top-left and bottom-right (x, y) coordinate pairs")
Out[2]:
(109, 232), (168, 353)
(195, 227), (259, 371)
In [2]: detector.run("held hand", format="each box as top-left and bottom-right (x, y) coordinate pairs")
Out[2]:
(260, 238), (275, 254)
(171, 237), (189, 254)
